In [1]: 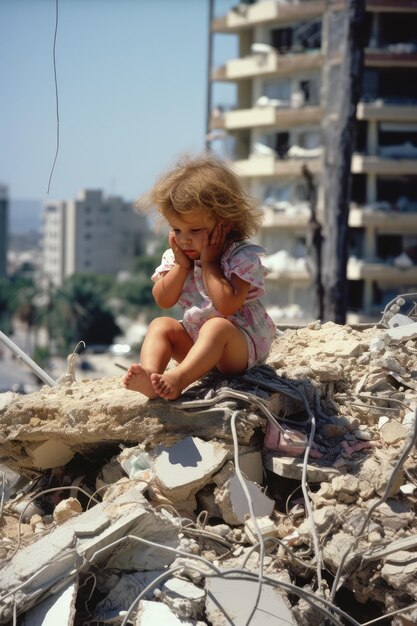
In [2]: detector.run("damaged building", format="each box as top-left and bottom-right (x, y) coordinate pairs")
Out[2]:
(210, 0), (417, 321)
(1, 299), (417, 625)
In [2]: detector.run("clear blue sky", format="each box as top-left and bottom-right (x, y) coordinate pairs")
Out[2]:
(0, 0), (237, 203)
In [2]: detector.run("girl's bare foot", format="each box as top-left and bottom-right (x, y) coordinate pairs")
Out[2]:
(123, 364), (158, 399)
(151, 371), (185, 400)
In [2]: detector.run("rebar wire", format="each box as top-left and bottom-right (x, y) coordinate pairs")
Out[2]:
(361, 601), (417, 625)
(0, 471), (5, 519)
(231, 410), (264, 626)
(4, 485), (101, 563)
(103, 534), (359, 626)
(47, 0), (60, 194)
(329, 408), (417, 601)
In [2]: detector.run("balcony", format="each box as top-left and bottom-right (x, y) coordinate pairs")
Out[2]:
(212, 104), (323, 131)
(347, 257), (417, 282)
(232, 153), (322, 179)
(212, 0), (325, 34)
(264, 251), (310, 283)
(357, 102), (417, 122)
(365, 48), (417, 68)
(351, 153), (417, 175)
(262, 203), (311, 228)
(349, 205), (417, 229)
(212, 51), (323, 82)
(366, 0), (417, 11)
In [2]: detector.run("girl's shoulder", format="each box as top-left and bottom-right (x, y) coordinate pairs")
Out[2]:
(222, 240), (266, 263)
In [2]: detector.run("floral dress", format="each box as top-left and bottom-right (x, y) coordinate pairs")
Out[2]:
(152, 240), (276, 369)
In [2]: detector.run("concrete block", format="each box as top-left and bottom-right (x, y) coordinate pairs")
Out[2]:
(26, 439), (74, 469)
(244, 516), (277, 545)
(159, 577), (206, 620)
(136, 600), (203, 625)
(153, 437), (228, 502)
(20, 581), (78, 626)
(264, 453), (339, 482)
(387, 313), (414, 328)
(380, 420), (408, 444)
(215, 472), (274, 525)
(385, 322), (417, 344)
(53, 498), (82, 524)
(205, 575), (296, 625)
(239, 451), (263, 484)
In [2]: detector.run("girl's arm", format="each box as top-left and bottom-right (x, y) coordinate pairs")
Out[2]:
(201, 225), (251, 316)
(152, 231), (192, 309)
(202, 262), (251, 316)
(152, 264), (191, 309)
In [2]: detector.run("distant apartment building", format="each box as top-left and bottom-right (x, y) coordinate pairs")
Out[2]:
(211, 0), (417, 320)
(0, 185), (8, 278)
(43, 190), (148, 286)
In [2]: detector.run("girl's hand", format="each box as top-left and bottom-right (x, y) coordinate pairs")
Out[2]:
(169, 231), (193, 270)
(201, 222), (231, 265)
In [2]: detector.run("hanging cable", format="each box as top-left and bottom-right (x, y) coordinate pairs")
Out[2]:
(47, 0), (60, 194)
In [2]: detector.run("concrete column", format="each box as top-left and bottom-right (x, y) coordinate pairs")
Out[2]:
(366, 173), (377, 204)
(367, 120), (378, 156)
(364, 225), (376, 260)
(363, 278), (373, 313)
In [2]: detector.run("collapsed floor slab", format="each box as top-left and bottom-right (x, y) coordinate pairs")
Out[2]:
(0, 486), (179, 624)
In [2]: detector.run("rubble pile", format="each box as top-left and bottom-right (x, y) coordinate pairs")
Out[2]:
(1, 319), (417, 625)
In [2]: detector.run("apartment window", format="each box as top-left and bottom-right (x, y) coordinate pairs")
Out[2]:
(274, 132), (290, 158)
(347, 280), (364, 311)
(378, 70), (417, 104)
(376, 234), (402, 260)
(355, 121), (367, 154)
(379, 13), (417, 47)
(271, 27), (292, 54)
(351, 175), (366, 205)
(377, 176), (417, 204)
(348, 228), (365, 258)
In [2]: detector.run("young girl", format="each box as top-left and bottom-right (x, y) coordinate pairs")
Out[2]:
(123, 154), (276, 400)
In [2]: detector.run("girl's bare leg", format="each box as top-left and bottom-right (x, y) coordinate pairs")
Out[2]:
(123, 317), (193, 398)
(151, 317), (248, 400)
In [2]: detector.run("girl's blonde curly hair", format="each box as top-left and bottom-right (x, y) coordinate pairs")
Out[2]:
(137, 153), (263, 240)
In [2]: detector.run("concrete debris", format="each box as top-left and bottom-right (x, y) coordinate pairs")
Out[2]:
(152, 436), (228, 503)
(1, 319), (417, 624)
(20, 581), (78, 626)
(205, 576), (296, 625)
(53, 497), (83, 524)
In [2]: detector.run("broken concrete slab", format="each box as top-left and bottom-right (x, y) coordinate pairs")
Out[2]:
(136, 600), (205, 625)
(25, 439), (74, 469)
(214, 472), (274, 525)
(0, 378), (266, 470)
(152, 437), (228, 503)
(264, 453), (340, 482)
(20, 580), (78, 626)
(0, 487), (179, 624)
(159, 577), (206, 620)
(205, 575), (296, 625)
(385, 322), (417, 345)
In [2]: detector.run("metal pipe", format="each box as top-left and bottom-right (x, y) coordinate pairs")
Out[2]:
(0, 330), (57, 388)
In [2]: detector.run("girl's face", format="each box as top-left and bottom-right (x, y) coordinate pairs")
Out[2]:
(168, 210), (217, 260)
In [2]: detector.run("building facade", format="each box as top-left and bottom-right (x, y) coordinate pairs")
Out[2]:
(43, 190), (148, 286)
(0, 185), (8, 278)
(211, 0), (417, 320)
